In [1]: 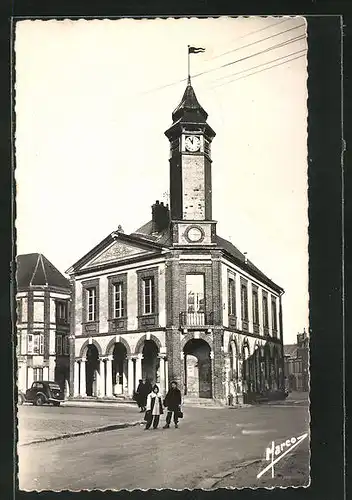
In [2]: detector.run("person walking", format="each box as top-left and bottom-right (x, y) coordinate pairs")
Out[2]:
(144, 385), (163, 430)
(135, 379), (145, 412)
(163, 381), (182, 429)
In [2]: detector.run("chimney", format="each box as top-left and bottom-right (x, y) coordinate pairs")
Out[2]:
(244, 252), (248, 264)
(151, 200), (170, 234)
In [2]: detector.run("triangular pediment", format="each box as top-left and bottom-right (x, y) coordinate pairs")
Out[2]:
(81, 240), (155, 270)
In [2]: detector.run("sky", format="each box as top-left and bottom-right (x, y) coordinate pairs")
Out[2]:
(15, 17), (308, 344)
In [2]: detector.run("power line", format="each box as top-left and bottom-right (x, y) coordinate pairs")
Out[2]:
(212, 53), (305, 89)
(193, 33), (306, 79)
(209, 22), (305, 61)
(206, 17), (290, 60)
(212, 48), (306, 85)
(137, 32), (306, 96)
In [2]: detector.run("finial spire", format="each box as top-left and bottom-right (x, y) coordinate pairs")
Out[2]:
(187, 45), (205, 84)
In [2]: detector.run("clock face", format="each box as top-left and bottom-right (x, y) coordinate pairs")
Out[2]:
(185, 135), (201, 152)
(186, 226), (204, 242)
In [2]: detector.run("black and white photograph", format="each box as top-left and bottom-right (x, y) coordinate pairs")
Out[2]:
(15, 16), (310, 490)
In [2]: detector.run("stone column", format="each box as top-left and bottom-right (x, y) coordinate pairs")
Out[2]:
(106, 356), (113, 397)
(80, 359), (86, 396)
(74, 360), (79, 396)
(210, 351), (215, 399)
(135, 354), (143, 389)
(158, 355), (166, 395)
(123, 359), (128, 395)
(127, 356), (134, 396)
(99, 359), (105, 397)
(165, 358), (169, 393)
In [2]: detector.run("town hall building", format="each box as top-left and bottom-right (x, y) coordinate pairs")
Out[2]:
(67, 78), (285, 404)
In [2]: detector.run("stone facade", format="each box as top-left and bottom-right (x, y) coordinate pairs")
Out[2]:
(66, 79), (286, 404)
(16, 254), (71, 394)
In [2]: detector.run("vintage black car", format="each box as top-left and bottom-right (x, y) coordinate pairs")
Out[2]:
(24, 381), (64, 406)
(18, 390), (25, 405)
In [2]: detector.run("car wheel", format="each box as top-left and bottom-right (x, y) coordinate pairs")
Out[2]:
(53, 402), (60, 407)
(35, 394), (45, 406)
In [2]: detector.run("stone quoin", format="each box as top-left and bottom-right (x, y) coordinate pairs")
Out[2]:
(65, 78), (286, 404)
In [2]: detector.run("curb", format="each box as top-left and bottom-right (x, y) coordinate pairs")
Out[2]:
(62, 401), (137, 408)
(19, 420), (144, 447)
(196, 459), (263, 489)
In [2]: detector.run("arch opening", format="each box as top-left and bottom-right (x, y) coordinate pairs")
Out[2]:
(183, 338), (212, 399)
(86, 344), (99, 396)
(142, 340), (159, 386)
(112, 342), (128, 395)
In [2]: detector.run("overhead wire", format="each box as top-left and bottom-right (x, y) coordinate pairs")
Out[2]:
(137, 30), (306, 96)
(209, 22), (305, 61)
(205, 17), (290, 60)
(193, 33), (306, 79)
(211, 48), (307, 85)
(212, 53), (306, 89)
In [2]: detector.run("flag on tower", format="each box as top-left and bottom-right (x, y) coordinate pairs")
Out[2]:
(188, 46), (206, 54)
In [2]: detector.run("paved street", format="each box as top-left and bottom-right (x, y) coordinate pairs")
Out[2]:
(17, 404), (141, 446)
(18, 398), (309, 490)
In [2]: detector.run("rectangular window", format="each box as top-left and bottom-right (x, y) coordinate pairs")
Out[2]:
(56, 335), (63, 355)
(28, 333), (44, 355)
(113, 283), (125, 318)
(263, 295), (269, 328)
(57, 301), (68, 321)
(252, 290), (259, 324)
(241, 284), (248, 321)
(63, 336), (70, 355)
(33, 301), (44, 322)
(271, 298), (277, 331)
(17, 299), (22, 323)
(22, 298), (28, 323)
(186, 274), (205, 314)
(228, 278), (236, 316)
(17, 333), (21, 356)
(143, 277), (155, 314)
(87, 288), (97, 321)
(33, 368), (43, 382)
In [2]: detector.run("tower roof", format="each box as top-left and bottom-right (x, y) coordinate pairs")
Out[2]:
(16, 253), (70, 290)
(165, 79), (215, 139)
(172, 80), (208, 123)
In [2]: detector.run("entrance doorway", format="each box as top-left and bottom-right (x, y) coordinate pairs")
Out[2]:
(86, 344), (99, 396)
(142, 340), (159, 385)
(112, 343), (128, 395)
(183, 339), (212, 398)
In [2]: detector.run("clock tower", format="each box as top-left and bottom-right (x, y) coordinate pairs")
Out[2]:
(165, 79), (217, 246)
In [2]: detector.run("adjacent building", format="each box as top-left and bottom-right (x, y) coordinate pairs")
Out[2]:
(67, 79), (286, 404)
(16, 253), (71, 393)
(284, 329), (309, 392)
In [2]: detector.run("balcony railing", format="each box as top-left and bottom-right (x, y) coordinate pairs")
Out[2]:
(179, 311), (214, 328)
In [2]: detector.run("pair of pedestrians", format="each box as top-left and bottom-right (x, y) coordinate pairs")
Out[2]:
(144, 381), (182, 430)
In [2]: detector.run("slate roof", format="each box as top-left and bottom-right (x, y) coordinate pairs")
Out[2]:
(172, 81), (209, 123)
(16, 253), (70, 290)
(165, 80), (216, 140)
(132, 221), (283, 293)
